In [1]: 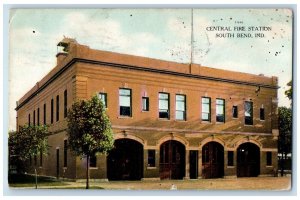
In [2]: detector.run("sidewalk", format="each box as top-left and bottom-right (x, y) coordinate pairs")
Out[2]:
(10, 176), (291, 190)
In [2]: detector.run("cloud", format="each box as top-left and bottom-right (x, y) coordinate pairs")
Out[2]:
(161, 17), (194, 63)
(59, 12), (160, 56)
(167, 17), (191, 39)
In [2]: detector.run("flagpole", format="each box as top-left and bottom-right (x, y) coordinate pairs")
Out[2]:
(190, 8), (194, 73)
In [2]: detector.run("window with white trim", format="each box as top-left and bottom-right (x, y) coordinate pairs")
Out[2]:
(176, 94), (186, 120)
(119, 89), (131, 116)
(245, 101), (253, 125)
(202, 97), (211, 122)
(98, 92), (107, 108)
(159, 93), (169, 119)
(216, 98), (225, 122)
(142, 97), (149, 111)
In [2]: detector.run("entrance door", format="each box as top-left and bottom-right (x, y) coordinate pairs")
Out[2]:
(107, 139), (143, 180)
(237, 142), (260, 177)
(190, 150), (198, 179)
(56, 149), (59, 178)
(159, 140), (185, 180)
(202, 142), (224, 179)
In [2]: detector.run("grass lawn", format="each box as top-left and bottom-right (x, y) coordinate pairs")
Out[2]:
(8, 174), (69, 188)
(9, 182), (68, 188)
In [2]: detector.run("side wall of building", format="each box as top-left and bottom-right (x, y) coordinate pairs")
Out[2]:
(16, 65), (77, 179)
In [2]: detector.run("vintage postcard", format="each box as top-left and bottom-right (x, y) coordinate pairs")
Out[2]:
(8, 8), (293, 191)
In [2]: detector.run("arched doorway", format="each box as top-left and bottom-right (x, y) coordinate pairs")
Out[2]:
(237, 142), (260, 177)
(202, 142), (224, 179)
(159, 140), (185, 179)
(107, 139), (143, 180)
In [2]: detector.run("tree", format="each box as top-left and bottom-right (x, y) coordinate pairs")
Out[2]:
(8, 130), (25, 174)
(284, 80), (292, 101)
(8, 125), (49, 187)
(278, 107), (292, 176)
(277, 80), (293, 176)
(9, 125), (49, 170)
(67, 95), (114, 189)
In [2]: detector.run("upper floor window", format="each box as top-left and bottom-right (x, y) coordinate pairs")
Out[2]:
(142, 97), (149, 111)
(64, 90), (67, 118)
(176, 94), (186, 120)
(51, 99), (54, 124)
(98, 92), (107, 108)
(119, 89), (131, 116)
(202, 97), (211, 122)
(37, 108), (40, 126)
(43, 104), (46, 125)
(232, 105), (238, 118)
(33, 110), (36, 126)
(216, 99), (225, 123)
(159, 93), (169, 119)
(28, 114), (31, 126)
(260, 107), (265, 120)
(56, 95), (59, 121)
(244, 101), (253, 125)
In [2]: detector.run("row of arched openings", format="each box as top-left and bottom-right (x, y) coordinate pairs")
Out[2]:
(106, 139), (260, 180)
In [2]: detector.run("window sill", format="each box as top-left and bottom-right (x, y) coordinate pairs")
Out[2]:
(259, 120), (265, 122)
(90, 167), (98, 170)
(216, 122), (225, 124)
(141, 110), (149, 113)
(118, 116), (133, 119)
(244, 124), (254, 126)
(266, 165), (273, 168)
(227, 166), (235, 168)
(232, 117), (238, 120)
(158, 118), (170, 121)
(175, 119), (187, 122)
(147, 167), (157, 170)
(201, 121), (212, 124)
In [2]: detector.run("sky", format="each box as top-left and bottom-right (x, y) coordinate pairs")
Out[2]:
(8, 8), (293, 131)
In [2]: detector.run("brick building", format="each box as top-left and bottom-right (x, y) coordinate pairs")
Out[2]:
(15, 38), (279, 180)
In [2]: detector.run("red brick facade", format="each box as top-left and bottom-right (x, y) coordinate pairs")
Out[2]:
(16, 39), (279, 180)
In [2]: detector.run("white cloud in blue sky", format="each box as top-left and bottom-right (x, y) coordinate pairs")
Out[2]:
(9, 8), (292, 130)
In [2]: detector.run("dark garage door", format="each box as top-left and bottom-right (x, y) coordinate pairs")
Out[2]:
(107, 139), (143, 180)
(237, 142), (260, 177)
